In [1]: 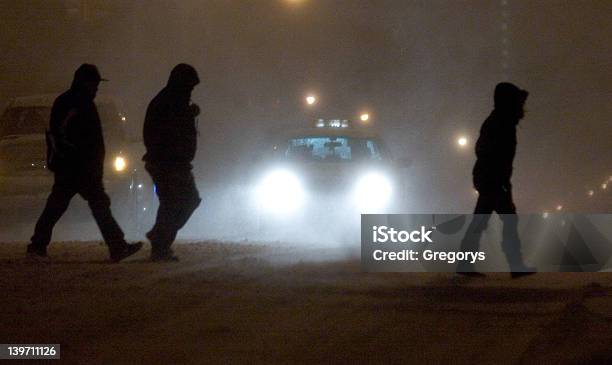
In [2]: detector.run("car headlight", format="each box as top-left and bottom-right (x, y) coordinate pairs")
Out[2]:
(354, 172), (392, 213)
(256, 169), (304, 214)
(114, 156), (127, 172)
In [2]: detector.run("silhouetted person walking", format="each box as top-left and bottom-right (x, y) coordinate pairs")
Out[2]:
(458, 82), (535, 278)
(143, 64), (202, 261)
(27, 64), (142, 262)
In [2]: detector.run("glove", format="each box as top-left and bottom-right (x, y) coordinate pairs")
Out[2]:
(188, 103), (200, 117)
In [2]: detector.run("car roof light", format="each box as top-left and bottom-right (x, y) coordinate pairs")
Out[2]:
(314, 119), (351, 129)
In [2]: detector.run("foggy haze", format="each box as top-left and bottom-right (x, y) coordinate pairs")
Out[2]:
(1, 0), (610, 222)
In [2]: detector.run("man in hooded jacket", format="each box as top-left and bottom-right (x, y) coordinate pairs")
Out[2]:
(143, 63), (202, 261)
(27, 64), (142, 262)
(458, 82), (535, 278)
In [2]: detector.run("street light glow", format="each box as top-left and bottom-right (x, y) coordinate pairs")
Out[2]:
(457, 137), (468, 147)
(114, 156), (127, 172)
(360, 113), (370, 122)
(305, 95), (316, 105)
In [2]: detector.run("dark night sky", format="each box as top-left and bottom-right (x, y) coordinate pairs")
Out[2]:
(1, 0), (610, 212)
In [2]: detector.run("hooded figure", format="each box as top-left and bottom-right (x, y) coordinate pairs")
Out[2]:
(472, 82), (529, 191)
(458, 82), (535, 278)
(143, 63), (200, 169)
(28, 64), (142, 262)
(143, 63), (202, 261)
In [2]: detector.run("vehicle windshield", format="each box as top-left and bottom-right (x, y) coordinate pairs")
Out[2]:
(285, 136), (383, 162)
(0, 107), (50, 137)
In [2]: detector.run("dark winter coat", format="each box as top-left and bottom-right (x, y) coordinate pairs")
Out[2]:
(49, 89), (105, 175)
(472, 110), (518, 191)
(142, 86), (197, 170)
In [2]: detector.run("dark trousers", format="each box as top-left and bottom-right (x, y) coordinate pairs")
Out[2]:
(459, 186), (526, 270)
(146, 165), (201, 251)
(31, 172), (125, 248)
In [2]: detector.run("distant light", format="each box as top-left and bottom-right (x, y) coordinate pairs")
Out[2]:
(556, 205), (563, 211)
(121, 116), (126, 122)
(457, 137), (468, 147)
(138, 184), (143, 189)
(603, 183), (608, 190)
(588, 190), (594, 197)
(114, 156), (126, 172)
(542, 211), (549, 219)
(360, 113), (370, 122)
(305, 95), (316, 105)
(316, 119), (325, 128)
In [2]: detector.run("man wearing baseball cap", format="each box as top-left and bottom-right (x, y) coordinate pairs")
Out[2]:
(27, 64), (142, 262)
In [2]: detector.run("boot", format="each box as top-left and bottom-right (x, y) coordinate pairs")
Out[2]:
(504, 248), (536, 279)
(109, 242), (143, 262)
(26, 244), (49, 259)
(147, 231), (179, 262)
(456, 262), (486, 277)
